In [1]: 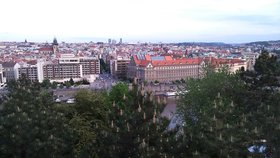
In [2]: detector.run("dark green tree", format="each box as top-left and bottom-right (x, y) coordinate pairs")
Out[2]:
(240, 50), (280, 157)
(177, 68), (259, 157)
(51, 81), (58, 89)
(68, 89), (111, 157)
(59, 83), (64, 89)
(100, 59), (109, 73)
(41, 79), (52, 89)
(65, 81), (71, 88)
(108, 82), (129, 106)
(69, 78), (74, 86)
(0, 75), (73, 158)
(254, 50), (279, 76)
(104, 82), (171, 158)
(81, 78), (90, 85)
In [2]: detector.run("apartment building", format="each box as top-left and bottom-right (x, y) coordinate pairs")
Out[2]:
(205, 57), (249, 73)
(80, 57), (100, 75)
(17, 64), (38, 82)
(1, 62), (17, 82)
(127, 55), (204, 82)
(43, 63), (81, 80)
(110, 56), (130, 79)
(14, 59), (45, 82)
(43, 54), (100, 82)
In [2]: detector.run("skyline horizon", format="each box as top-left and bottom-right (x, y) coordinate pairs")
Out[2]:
(1, 33), (280, 44)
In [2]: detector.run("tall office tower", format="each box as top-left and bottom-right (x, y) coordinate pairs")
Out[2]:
(119, 38), (122, 44)
(112, 39), (117, 45)
(108, 38), (112, 44)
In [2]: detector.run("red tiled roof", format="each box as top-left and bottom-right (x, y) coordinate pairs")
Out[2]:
(164, 56), (173, 61)
(27, 60), (37, 65)
(204, 57), (245, 67)
(133, 55), (202, 67)
(145, 55), (151, 61)
(39, 47), (53, 52)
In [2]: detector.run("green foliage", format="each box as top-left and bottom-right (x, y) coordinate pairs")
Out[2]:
(59, 83), (64, 89)
(51, 81), (58, 89)
(175, 80), (181, 84)
(0, 75), (73, 157)
(69, 78), (74, 86)
(65, 81), (71, 88)
(143, 80), (148, 86)
(71, 90), (110, 157)
(178, 68), (244, 113)
(255, 51), (277, 75)
(177, 68), (257, 157)
(176, 51), (280, 157)
(81, 78), (90, 85)
(180, 78), (186, 83)
(104, 83), (170, 158)
(100, 59), (109, 73)
(41, 79), (52, 89)
(109, 82), (129, 107)
(239, 50), (280, 157)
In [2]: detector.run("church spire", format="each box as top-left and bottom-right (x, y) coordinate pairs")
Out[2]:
(53, 37), (58, 46)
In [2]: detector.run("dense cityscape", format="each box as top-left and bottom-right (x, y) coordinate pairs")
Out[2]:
(1, 38), (279, 86)
(1, 38), (280, 157)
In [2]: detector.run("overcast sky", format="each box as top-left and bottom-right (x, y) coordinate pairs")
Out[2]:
(0, 0), (279, 43)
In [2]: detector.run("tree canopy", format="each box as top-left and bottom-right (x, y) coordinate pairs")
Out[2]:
(0, 75), (73, 158)
(177, 50), (280, 157)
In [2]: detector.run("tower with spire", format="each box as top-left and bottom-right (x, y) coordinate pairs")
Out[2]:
(52, 37), (59, 55)
(53, 37), (58, 46)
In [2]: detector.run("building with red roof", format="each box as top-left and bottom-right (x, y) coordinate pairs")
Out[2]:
(39, 47), (54, 54)
(127, 54), (248, 83)
(204, 57), (249, 72)
(127, 55), (204, 82)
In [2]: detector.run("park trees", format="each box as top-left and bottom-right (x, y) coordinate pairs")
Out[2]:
(177, 50), (280, 157)
(101, 82), (171, 157)
(240, 50), (280, 157)
(67, 89), (110, 157)
(177, 68), (256, 157)
(0, 75), (73, 158)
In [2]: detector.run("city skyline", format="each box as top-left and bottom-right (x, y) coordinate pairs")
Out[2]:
(0, 0), (279, 43)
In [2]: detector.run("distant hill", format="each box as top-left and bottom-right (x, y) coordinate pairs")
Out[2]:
(177, 42), (230, 47)
(245, 40), (280, 47)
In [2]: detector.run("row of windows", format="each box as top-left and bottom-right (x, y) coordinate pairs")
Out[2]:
(149, 65), (199, 70)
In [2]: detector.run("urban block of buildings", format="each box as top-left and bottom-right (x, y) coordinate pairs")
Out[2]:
(1, 38), (278, 85)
